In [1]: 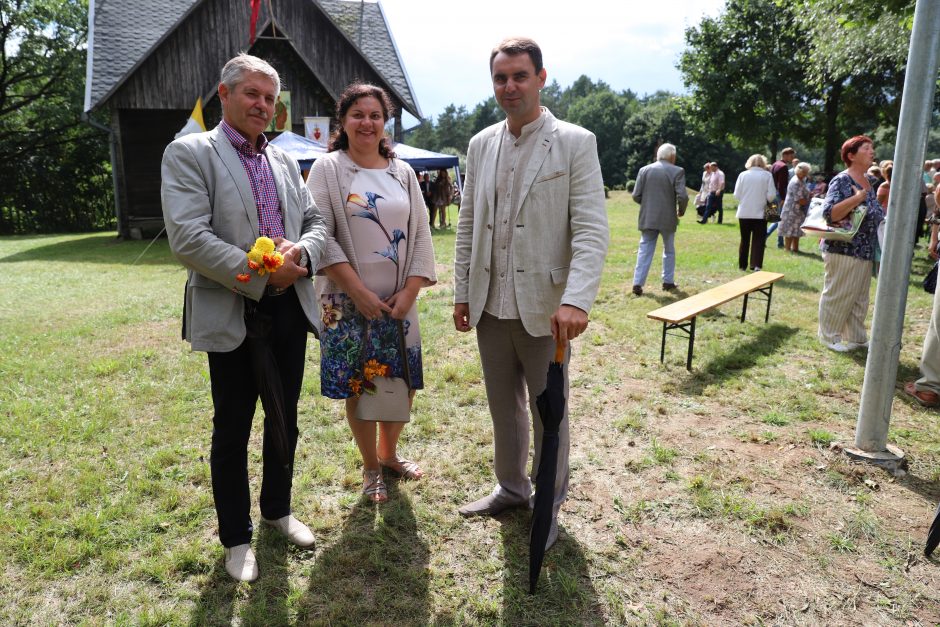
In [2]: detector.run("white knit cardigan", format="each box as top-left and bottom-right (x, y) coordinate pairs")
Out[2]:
(305, 149), (437, 297)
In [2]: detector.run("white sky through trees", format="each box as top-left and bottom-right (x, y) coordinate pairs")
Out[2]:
(380, 0), (726, 125)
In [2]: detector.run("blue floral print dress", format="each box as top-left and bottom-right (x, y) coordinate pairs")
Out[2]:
(319, 168), (424, 399)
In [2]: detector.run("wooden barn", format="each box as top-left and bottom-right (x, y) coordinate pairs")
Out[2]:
(84, 0), (422, 239)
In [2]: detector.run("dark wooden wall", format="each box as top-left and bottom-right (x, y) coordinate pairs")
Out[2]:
(102, 0), (408, 237)
(117, 109), (188, 231)
(110, 0), (396, 112)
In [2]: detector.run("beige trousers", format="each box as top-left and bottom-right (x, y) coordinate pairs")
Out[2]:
(818, 252), (873, 345)
(475, 313), (570, 517)
(916, 284), (940, 394)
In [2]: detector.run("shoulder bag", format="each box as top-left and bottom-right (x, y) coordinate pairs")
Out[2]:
(765, 198), (781, 223)
(353, 314), (412, 422)
(801, 197), (867, 242)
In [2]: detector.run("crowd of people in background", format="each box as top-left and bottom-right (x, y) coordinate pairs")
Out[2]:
(418, 169), (457, 230)
(650, 139), (940, 359)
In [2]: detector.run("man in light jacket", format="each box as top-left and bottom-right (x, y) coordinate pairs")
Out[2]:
(453, 37), (609, 550)
(161, 54), (326, 582)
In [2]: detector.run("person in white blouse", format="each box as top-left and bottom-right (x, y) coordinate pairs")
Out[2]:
(733, 154), (777, 271)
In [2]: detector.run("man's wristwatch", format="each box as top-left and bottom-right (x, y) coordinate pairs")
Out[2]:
(297, 247), (309, 275)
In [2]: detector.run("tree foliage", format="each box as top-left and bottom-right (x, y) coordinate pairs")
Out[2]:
(0, 0), (113, 233)
(405, 77), (736, 189)
(678, 0), (813, 157)
(678, 0), (919, 174)
(567, 88), (635, 185)
(795, 0), (913, 171)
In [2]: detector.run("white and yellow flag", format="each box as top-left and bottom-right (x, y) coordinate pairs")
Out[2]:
(174, 98), (206, 139)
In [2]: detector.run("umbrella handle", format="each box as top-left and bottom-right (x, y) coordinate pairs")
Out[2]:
(554, 341), (565, 364)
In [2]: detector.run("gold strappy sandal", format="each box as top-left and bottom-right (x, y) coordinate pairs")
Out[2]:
(378, 456), (424, 480)
(362, 469), (388, 503)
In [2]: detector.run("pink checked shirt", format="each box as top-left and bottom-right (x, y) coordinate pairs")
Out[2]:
(220, 120), (285, 238)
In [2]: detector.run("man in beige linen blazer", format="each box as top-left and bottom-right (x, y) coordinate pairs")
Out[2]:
(161, 54), (326, 582)
(453, 37), (609, 549)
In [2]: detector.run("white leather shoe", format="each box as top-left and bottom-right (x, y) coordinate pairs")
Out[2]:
(262, 514), (315, 548)
(224, 543), (258, 582)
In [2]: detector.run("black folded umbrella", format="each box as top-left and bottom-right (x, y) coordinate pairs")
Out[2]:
(926, 501), (940, 557)
(244, 301), (292, 475)
(529, 342), (567, 594)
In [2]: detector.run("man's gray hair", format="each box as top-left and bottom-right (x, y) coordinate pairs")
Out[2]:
(657, 143), (676, 161)
(220, 54), (280, 95)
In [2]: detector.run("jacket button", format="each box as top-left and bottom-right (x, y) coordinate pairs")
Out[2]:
(487, 224), (492, 229)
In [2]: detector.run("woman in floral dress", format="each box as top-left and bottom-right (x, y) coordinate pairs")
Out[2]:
(778, 162), (812, 253)
(307, 84), (436, 502)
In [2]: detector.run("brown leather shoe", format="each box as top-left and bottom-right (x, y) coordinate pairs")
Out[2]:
(663, 283), (678, 291)
(458, 492), (528, 517)
(632, 285), (643, 296)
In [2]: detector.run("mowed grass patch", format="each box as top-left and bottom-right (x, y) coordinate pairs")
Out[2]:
(2, 193), (940, 624)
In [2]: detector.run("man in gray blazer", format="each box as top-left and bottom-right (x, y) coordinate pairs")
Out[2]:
(161, 54), (326, 582)
(453, 37), (609, 549)
(630, 143), (688, 296)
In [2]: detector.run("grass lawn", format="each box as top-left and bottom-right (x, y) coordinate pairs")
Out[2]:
(1, 191), (939, 625)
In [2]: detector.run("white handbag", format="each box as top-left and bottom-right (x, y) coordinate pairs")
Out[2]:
(353, 315), (412, 422)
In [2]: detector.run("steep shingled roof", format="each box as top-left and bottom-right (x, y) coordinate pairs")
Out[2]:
(84, 0), (420, 116)
(84, 0), (200, 112)
(315, 0), (420, 118)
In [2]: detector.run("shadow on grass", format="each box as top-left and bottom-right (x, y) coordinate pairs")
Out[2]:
(187, 525), (308, 626)
(188, 556), (238, 626)
(297, 483), (430, 624)
(677, 323), (800, 394)
(242, 524), (299, 624)
(896, 472), (940, 502)
(0, 232), (176, 265)
(779, 279), (820, 293)
(497, 513), (603, 625)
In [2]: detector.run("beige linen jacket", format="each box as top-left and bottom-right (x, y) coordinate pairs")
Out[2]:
(454, 109), (609, 337)
(305, 150), (437, 296)
(161, 126), (327, 352)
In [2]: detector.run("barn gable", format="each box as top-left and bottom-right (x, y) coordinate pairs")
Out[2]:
(84, 0), (421, 238)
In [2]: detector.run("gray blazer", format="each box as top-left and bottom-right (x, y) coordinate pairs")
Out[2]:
(632, 160), (689, 232)
(161, 125), (327, 352)
(454, 109), (609, 337)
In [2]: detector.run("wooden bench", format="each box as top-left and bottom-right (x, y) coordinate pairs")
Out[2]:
(646, 271), (785, 370)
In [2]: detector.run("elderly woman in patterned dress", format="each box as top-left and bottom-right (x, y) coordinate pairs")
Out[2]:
(779, 162), (812, 253)
(817, 136), (885, 352)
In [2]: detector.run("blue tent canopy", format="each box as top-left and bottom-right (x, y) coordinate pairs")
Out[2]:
(269, 131), (326, 169)
(270, 131), (462, 189)
(388, 142), (459, 171)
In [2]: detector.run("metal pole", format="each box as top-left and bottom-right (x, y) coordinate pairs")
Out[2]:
(848, 0), (940, 468)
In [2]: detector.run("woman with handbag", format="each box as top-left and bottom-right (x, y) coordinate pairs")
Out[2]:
(307, 83), (436, 502)
(778, 162), (813, 253)
(732, 154), (777, 271)
(817, 135), (885, 352)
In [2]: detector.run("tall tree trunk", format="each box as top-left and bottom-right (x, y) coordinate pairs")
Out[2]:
(824, 81), (843, 176)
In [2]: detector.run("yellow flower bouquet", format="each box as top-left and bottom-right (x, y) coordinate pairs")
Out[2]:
(236, 236), (284, 283)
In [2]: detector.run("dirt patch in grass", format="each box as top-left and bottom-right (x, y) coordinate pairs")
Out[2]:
(562, 322), (940, 624)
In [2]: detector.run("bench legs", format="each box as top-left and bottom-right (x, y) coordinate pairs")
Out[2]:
(660, 284), (775, 371)
(741, 283), (775, 323)
(660, 317), (697, 371)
